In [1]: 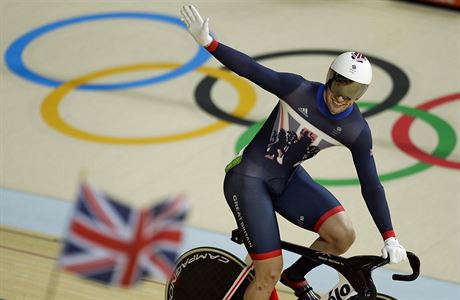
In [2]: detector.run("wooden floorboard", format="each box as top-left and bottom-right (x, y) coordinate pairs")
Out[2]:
(0, 225), (295, 300)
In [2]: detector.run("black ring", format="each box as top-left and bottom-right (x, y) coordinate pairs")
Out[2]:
(195, 49), (410, 126)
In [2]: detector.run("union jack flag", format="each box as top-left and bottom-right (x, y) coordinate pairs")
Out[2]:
(351, 52), (367, 63)
(58, 182), (188, 287)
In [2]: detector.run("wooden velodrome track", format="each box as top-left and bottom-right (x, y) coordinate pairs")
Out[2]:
(1, 0), (459, 299)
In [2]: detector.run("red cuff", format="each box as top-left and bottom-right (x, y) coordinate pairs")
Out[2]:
(382, 230), (396, 240)
(313, 206), (345, 232)
(250, 249), (282, 260)
(205, 39), (219, 52)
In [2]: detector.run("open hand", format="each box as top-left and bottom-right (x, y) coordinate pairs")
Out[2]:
(180, 5), (213, 47)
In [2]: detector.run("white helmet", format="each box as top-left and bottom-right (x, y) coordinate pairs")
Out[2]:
(325, 52), (372, 100)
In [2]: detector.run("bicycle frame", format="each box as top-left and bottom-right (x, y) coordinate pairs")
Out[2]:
(230, 229), (420, 300)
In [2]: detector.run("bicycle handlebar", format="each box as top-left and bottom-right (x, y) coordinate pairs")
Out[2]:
(392, 251), (420, 281)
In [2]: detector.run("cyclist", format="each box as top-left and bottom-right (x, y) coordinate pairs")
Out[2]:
(180, 5), (407, 300)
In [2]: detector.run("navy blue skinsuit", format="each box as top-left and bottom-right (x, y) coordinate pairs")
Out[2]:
(206, 40), (395, 259)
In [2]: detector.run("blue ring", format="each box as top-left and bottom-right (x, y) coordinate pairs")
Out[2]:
(4, 12), (210, 90)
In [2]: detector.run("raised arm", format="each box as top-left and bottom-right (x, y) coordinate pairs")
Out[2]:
(180, 5), (303, 98)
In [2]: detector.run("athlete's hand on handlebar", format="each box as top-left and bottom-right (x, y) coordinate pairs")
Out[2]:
(381, 237), (407, 264)
(180, 5), (213, 47)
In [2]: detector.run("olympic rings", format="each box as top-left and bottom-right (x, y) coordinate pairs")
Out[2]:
(5, 11), (457, 174)
(235, 102), (457, 186)
(195, 50), (410, 126)
(4, 12), (210, 90)
(392, 93), (459, 170)
(40, 63), (256, 144)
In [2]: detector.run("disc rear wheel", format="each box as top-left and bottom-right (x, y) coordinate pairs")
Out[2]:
(165, 247), (254, 300)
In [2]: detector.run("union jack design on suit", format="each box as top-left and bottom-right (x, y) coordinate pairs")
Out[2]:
(58, 182), (188, 287)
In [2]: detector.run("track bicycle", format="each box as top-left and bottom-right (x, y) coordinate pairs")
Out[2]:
(165, 229), (420, 300)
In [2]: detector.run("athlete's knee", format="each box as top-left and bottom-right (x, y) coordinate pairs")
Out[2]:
(255, 271), (280, 290)
(253, 256), (283, 289)
(244, 259), (281, 300)
(320, 227), (355, 254)
(318, 213), (356, 254)
(333, 225), (356, 253)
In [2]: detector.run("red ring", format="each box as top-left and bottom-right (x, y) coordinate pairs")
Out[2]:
(392, 93), (460, 170)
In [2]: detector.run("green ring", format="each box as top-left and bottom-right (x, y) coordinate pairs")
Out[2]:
(234, 102), (456, 186)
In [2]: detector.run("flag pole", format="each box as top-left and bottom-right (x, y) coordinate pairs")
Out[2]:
(79, 167), (89, 183)
(43, 262), (61, 300)
(43, 168), (89, 300)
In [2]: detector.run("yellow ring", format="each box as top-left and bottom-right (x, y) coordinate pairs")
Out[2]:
(41, 63), (256, 145)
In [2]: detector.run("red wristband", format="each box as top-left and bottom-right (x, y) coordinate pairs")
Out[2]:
(382, 230), (396, 240)
(205, 39), (219, 52)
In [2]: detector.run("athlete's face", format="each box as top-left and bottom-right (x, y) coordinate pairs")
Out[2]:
(324, 87), (357, 115)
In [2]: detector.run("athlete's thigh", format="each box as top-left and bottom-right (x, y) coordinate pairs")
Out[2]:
(273, 166), (344, 233)
(223, 170), (282, 259)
